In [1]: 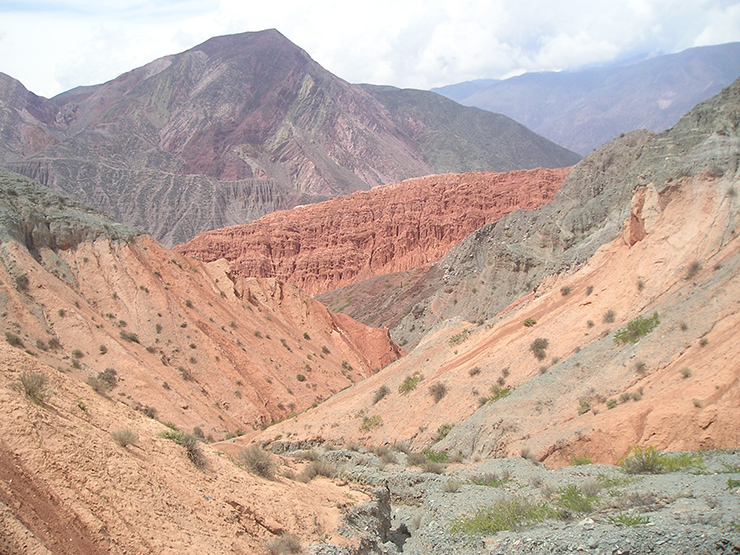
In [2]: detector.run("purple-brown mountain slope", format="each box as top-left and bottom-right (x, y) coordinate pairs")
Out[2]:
(0, 30), (579, 246)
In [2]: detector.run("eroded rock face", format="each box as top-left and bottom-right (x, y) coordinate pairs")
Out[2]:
(176, 168), (570, 295)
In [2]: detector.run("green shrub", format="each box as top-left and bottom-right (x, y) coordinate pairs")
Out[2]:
(87, 368), (118, 394)
(120, 331), (140, 343)
(578, 397), (591, 415)
(398, 372), (423, 394)
(240, 445), (275, 479)
(523, 318), (537, 327)
(435, 423), (454, 441)
(450, 497), (553, 535)
(530, 338), (549, 361)
(570, 455), (593, 466)
(554, 484), (597, 515)
(680, 367), (692, 379)
(614, 313), (660, 345)
(489, 384), (513, 402)
(606, 399), (618, 409)
(159, 429), (206, 468)
(296, 374), (306, 382)
(448, 328), (470, 346)
(360, 415), (383, 431)
(422, 449), (449, 463)
(111, 429), (138, 448)
(373, 385), (390, 404)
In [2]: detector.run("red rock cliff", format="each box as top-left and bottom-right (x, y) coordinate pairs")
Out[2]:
(175, 168), (570, 295)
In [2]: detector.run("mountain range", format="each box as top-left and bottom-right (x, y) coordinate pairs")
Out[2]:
(434, 42), (740, 155)
(0, 29), (578, 247)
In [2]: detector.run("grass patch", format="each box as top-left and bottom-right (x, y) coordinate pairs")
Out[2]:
(469, 472), (511, 488)
(619, 447), (705, 474)
(360, 415), (383, 431)
(608, 511), (650, 526)
(422, 449), (449, 463)
(450, 497), (553, 535)
(489, 384), (513, 402)
(448, 328), (470, 346)
(571, 454), (593, 466)
(614, 312), (660, 345)
(434, 423), (454, 441)
(554, 484), (598, 515)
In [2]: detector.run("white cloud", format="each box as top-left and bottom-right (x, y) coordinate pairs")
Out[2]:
(0, 0), (738, 98)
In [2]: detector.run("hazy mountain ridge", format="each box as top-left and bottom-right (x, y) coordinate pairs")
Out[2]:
(434, 42), (740, 155)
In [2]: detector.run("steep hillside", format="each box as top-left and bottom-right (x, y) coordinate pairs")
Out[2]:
(0, 341), (371, 554)
(0, 30), (578, 246)
(253, 78), (740, 465)
(435, 42), (740, 155)
(176, 168), (569, 296)
(0, 168), (401, 439)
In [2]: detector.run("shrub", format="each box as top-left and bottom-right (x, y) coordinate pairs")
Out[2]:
(470, 472), (510, 488)
(448, 328), (470, 346)
(297, 460), (336, 482)
(429, 382), (448, 403)
(179, 366), (194, 381)
(560, 286), (571, 296)
(603, 309), (616, 324)
(185, 299), (193, 308)
(571, 455), (593, 466)
(373, 385), (390, 404)
(450, 497), (553, 535)
(321, 345), (330, 354)
(680, 367), (692, 379)
(71, 349), (84, 359)
(5, 332), (24, 348)
(577, 397), (591, 415)
(530, 338), (549, 361)
(398, 372), (423, 394)
(685, 260), (702, 280)
(468, 366), (482, 376)
(435, 423), (454, 441)
(36, 339), (48, 351)
(606, 398), (618, 409)
(360, 415), (383, 431)
(619, 446), (665, 474)
(12, 371), (48, 403)
(608, 512), (650, 526)
(111, 429), (138, 448)
(341, 360), (353, 371)
(407, 452), (427, 466)
(421, 461), (447, 474)
(614, 313), (660, 345)
(240, 445), (275, 479)
(523, 318), (537, 327)
(303, 332), (311, 340)
(265, 533), (302, 554)
(14, 274), (29, 291)
(99, 344), (108, 354)
(489, 384), (512, 402)
(442, 479), (461, 493)
(296, 374), (306, 382)
(159, 429), (206, 468)
(422, 449), (449, 463)
(120, 331), (140, 343)
(554, 484), (598, 516)
(87, 368), (118, 394)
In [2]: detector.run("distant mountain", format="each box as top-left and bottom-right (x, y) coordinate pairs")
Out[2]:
(0, 29), (578, 246)
(434, 42), (740, 155)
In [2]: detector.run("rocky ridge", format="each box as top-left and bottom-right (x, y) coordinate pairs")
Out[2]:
(0, 30), (579, 246)
(175, 167), (569, 296)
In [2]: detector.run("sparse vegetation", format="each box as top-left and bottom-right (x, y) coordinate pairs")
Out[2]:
(468, 366), (481, 376)
(87, 368), (117, 394)
(608, 512), (650, 526)
(360, 415), (383, 431)
(398, 371), (423, 394)
(429, 382), (448, 403)
(12, 371), (48, 404)
(372, 385), (390, 404)
(5, 332), (24, 348)
(159, 429), (206, 468)
(240, 445), (275, 479)
(685, 260), (702, 280)
(571, 455), (593, 466)
(619, 446), (705, 474)
(489, 384), (513, 402)
(554, 484), (598, 515)
(448, 328), (470, 346)
(450, 497), (553, 535)
(470, 472), (511, 488)
(530, 338), (549, 361)
(265, 533), (302, 554)
(111, 429), (138, 448)
(435, 423), (454, 441)
(614, 312), (660, 345)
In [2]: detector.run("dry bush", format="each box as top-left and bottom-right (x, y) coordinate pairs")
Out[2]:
(297, 460), (336, 483)
(429, 382), (448, 403)
(111, 429), (138, 448)
(12, 371), (48, 403)
(265, 533), (302, 554)
(240, 445), (275, 480)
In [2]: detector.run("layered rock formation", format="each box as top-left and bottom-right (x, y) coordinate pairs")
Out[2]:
(176, 167), (569, 295)
(0, 30), (579, 246)
(255, 78), (740, 465)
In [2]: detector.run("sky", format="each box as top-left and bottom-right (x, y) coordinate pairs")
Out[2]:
(0, 0), (739, 98)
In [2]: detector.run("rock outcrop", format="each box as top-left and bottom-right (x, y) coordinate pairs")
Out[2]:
(176, 168), (569, 295)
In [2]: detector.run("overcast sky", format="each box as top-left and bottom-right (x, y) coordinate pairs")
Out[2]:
(1, 0), (739, 98)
